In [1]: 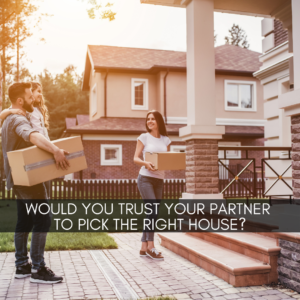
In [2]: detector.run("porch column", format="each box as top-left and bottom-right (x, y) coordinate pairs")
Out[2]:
(180, 0), (225, 199)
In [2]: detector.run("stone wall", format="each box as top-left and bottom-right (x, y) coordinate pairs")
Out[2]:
(278, 239), (300, 293)
(185, 139), (219, 194)
(291, 115), (300, 199)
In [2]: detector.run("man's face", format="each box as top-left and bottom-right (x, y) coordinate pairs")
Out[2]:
(21, 88), (34, 113)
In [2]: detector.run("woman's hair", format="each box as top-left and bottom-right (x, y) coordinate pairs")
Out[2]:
(31, 82), (49, 129)
(145, 110), (168, 136)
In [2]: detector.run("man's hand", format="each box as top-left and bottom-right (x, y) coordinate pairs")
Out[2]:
(54, 148), (70, 170)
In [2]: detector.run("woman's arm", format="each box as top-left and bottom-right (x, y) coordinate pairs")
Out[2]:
(167, 144), (171, 151)
(0, 108), (25, 121)
(133, 140), (156, 171)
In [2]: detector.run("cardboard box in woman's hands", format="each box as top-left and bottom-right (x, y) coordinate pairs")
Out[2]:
(145, 152), (186, 170)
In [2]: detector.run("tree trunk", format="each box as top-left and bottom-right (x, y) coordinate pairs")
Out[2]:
(16, 0), (19, 82)
(1, 6), (6, 110)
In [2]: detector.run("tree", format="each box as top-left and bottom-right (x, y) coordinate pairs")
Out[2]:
(38, 66), (89, 140)
(225, 24), (250, 49)
(0, 0), (42, 110)
(83, 0), (116, 21)
(0, 0), (16, 110)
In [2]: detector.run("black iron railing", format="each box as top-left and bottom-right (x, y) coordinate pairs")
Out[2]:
(218, 146), (292, 200)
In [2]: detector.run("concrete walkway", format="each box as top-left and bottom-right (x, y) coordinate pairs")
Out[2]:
(0, 233), (299, 300)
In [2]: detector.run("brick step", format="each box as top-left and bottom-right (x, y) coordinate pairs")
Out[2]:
(159, 232), (274, 287)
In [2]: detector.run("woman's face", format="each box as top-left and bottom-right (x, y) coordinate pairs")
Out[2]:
(147, 113), (158, 131)
(32, 86), (43, 104)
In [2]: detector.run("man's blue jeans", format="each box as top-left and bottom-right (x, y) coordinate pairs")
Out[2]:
(13, 183), (51, 270)
(137, 174), (163, 242)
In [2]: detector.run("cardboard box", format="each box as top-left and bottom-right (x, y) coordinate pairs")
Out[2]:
(7, 136), (87, 186)
(145, 152), (186, 170)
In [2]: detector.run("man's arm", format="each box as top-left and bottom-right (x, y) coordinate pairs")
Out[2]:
(13, 115), (70, 170)
(30, 132), (70, 170)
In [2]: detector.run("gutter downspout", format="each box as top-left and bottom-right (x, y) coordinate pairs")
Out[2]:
(164, 69), (169, 124)
(79, 133), (83, 181)
(104, 69), (108, 118)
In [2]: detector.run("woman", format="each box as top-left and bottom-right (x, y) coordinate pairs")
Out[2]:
(134, 110), (171, 260)
(0, 82), (51, 196)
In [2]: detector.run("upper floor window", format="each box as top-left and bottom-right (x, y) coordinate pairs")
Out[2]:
(131, 78), (148, 110)
(225, 80), (256, 112)
(91, 84), (97, 116)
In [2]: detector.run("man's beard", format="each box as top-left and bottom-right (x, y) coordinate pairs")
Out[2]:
(22, 101), (34, 113)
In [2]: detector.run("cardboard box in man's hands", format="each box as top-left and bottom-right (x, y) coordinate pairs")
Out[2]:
(7, 136), (87, 186)
(145, 152), (186, 170)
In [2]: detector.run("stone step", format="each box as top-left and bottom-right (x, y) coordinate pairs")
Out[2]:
(187, 232), (280, 260)
(159, 232), (273, 287)
(187, 232), (279, 283)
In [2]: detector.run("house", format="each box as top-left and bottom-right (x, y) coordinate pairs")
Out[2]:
(254, 19), (292, 196)
(65, 44), (265, 180)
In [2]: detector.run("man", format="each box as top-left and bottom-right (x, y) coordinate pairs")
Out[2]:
(1, 82), (69, 284)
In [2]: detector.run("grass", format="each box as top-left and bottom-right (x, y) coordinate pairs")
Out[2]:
(0, 232), (117, 252)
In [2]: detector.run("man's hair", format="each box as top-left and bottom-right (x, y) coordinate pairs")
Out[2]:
(8, 82), (32, 104)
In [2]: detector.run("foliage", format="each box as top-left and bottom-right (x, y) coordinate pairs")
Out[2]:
(0, 0), (46, 110)
(37, 65), (89, 140)
(0, 232), (117, 252)
(83, 0), (116, 21)
(225, 24), (250, 49)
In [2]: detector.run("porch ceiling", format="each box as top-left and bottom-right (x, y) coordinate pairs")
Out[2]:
(140, 0), (290, 17)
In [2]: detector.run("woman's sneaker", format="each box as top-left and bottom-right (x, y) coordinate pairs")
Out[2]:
(15, 262), (32, 279)
(146, 248), (164, 260)
(30, 267), (63, 284)
(140, 250), (147, 257)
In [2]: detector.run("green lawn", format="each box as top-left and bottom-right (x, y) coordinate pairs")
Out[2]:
(0, 232), (117, 252)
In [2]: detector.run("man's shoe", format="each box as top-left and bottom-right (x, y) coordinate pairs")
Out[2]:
(146, 248), (164, 260)
(30, 267), (63, 284)
(15, 262), (32, 279)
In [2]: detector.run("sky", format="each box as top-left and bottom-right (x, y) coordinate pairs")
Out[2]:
(22, 0), (263, 76)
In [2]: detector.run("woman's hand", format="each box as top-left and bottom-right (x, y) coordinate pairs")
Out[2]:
(145, 161), (156, 171)
(10, 109), (26, 116)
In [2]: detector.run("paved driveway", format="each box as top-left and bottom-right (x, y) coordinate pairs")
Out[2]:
(0, 233), (299, 300)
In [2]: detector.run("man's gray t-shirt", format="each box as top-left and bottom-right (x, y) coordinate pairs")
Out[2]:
(1, 114), (38, 190)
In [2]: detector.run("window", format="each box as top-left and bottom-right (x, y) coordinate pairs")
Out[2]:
(101, 145), (122, 166)
(91, 84), (97, 116)
(131, 78), (148, 110)
(170, 145), (186, 153)
(218, 142), (241, 159)
(225, 80), (256, 111)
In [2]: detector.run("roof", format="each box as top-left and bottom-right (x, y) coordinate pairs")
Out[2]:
(66, 117), (264, 138)
(83, 44), (262, 90)
(77, 115), (89, 125)
(140, 0), (289, 17)
(67, 117), (183, 136)
(65, 118), (76, 129)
